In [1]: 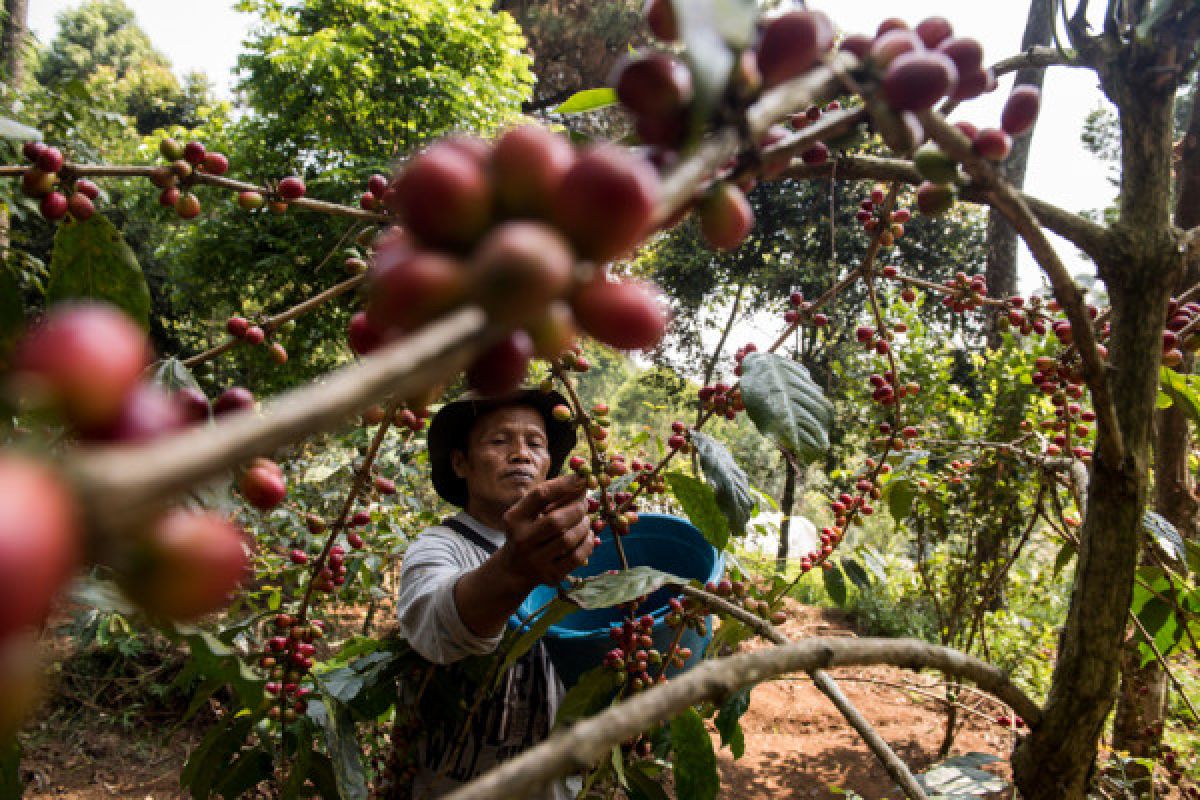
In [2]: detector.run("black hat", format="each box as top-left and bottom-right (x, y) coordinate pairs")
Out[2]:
(427, 388), (578, 507)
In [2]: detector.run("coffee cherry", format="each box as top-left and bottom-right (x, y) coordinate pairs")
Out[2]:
(159, 187), (181, 208)
(571, 277), (668, 351)
(21, 168), (55, 197)
(14, 303), (149, 429)
(366, 246), (467, 333)
(756, 11), (834, 88)
(183, 141), (207, 165)
(367, 174), (389, 197)
(120, 510), (250, 620)
(974, 128), (1012, 161)
(916, 181), (955, 215)
(74, 179), (100, 200)
(526, 302), (579, 359)
(359, 192), (378, 211)
(953, 67), (997, 102)
(175, 387), (210, 424)
(269, 342), (288, 364)
(202, 152), (229, 175)
(554, 145), (660, 263)
(801, 142), (830, 165)
(613, 53), (693, 119)
(175, 193), (202, 220)
(238, 191), (265, 211)
(699, 182), (754, 251)
(67, 192), (95, 221)
(0, 457), (81, 641)
(490, 126), (576, 220)
(347, 311), (386, 356)
(552, 404), (573, 422)
(40, 192), (68, 221)
(244, 325), (266, 345)
(22, 141), (47, 163)
(226, 316), (250, 338)
(883, 52), (958, 112)
(914, 143), (958, 184)
(213, 386), (256, 416)
(643, 0), (678, 41)
(269, 200), (289, 214)
(388, 140), (491, 251)
(36, 146), (64, 174)
(915, 16), (954, 48)
(79, 384), (187, 443)
(1001, 85), (1041, 136)
(466, 331), (534, 396)
(469, 221), (574, 324)
(239, 457), (287, 510)
(170, 159), (193, 179)
(278, 176), (306, 201)
(937, 37), (984, 77)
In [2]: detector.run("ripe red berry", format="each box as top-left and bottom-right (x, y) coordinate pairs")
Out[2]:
(40, 192), (69, 221)
(22, 140), (47, 163)
(571, 277), (668, 351)
(366, 246), (467, 333)
(554, 145), (660, 263)
(388, 140), (491, 251)
(244, 325), (266, 345)
(756, 11), (834, 88)
(202, 152), (229, 175)
(36, 146), (64, 174)
(119, 510), (250, 620)
(466, 331), (534, 396)
(79, 384), (187, 443)
(239, 458), (287, 510)
(613, 53), (693, 119)
(226, 316), (250, 337)
(643, 0), (678, 41)
(213, 386), (256, 416)
(937, 37), (984, 77)
(801, 142), (830, 165)
(14, 303), (149, 429)
(175, 193), (202, 220)
(0, 457), (81, 641)
(1001, 85), (1041, 136)
(359, 191), (378, 211)
(469, 221), (574, 324)
(953, 67), (996, 101)
(74, 179), (100, 200)
(915, 16), (954, 48)
(159, 187), (181, 208)
(347, 311), (386, 356)
(67, 192), (95, 221)
(883, 52), (959, 112)
(367, 174), (389, 197)
(269, 342), (288, 364)
(183, 141), (207, 165)
(974, 128), (1012, 161)
(699, 182), (754, 251)
(488, 126), (576, 220)
(277, 176), (306, 201)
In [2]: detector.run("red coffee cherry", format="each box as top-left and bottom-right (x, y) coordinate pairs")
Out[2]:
(0, 457), (81, 642)
(238, 457), (287, 510)
(883, 52), (959, 112)
(347, 311), (386, 356)
(14, 303), (149, 429)
(613, 53), (693, 119)
(1001, 85), (1041, 137)
(756, 11), (834, 88)
(159, 187), (181, 208)
(466, 331), (534, 396)
(366, 246), (467, 333)
(974, 128), (1012, 161)
(643, 0), (678, 41)
(175, 193), (202, 220)
(22, 141), (47, 163)
(278, 176), (306, 200)
(67, 192), (95, 221)
(952, 66), (996, 101)
(553, 145), (660, 263)
(699, 182), (754, 251)
(367, 174), (389, 197)
(491, 126), (577, 220)
(388, 140), (492, 251)
(40, 192), (69, 221)
(916, 181), (956, 215)
(183, 141), (207, 166)
(269, 342), (288, 364)
(244, 325), (266, 345)
(915, 16), (954, 48)
(213, 386), (256, 415)
(175, 387), (210, 424)
(571, 277), (668, 351)
(79, 384), (187, 443)
(36, 146), (64, 174)
(801, 142), (830, 165)
(202, 152), (230, 175)
(20, 168), (55, 198)
(869, 29), (921, 68)
(226, 316), (250, 337)
(74, 179), (100, 199)
(469, 221), (574, 323)
(119, 509), (250, 620)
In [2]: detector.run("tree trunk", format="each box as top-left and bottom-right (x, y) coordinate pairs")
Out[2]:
(777, 457), (797, 574)
(2, 0), (28, 90)
(1012, 43), (1182, 796)
(1111, 76), (1200, 764)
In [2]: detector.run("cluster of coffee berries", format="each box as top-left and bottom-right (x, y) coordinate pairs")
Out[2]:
(698, 181), (755, 251)
(996, 295), (1050, 335)
(225, 315), (288, 364)
(1026, 357), (1095, 459)
(358, 173), (389, 211)
(1152, 743), (1199, 799)
(630, 454), (668, 496)
(697, 383), (744, 421)
(707, 578), (789, 625)
(394, 402), (431, 432)
(855, 185), (911, 246)
(261, 613), (324, 722)
(605, 612), (690, 694)
(354, 127), (667, 396)
(1161, 296), (1200, 368)
(732, 342), (759, 374)
(789, 102), (844, 166)
(19, 141), (99, 222)
(855, 324), (894, 356)
(149, 137), (229, 220)
(866, 370), (921, 408)
(939, 271), (988, 313)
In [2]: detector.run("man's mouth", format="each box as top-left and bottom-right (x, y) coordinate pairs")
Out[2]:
(502, 471), (536, 482)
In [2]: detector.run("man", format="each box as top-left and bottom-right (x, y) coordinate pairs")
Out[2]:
(395, 388), (594, 799)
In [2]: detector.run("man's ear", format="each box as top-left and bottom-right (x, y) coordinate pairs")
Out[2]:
(451, 449), (468, 479)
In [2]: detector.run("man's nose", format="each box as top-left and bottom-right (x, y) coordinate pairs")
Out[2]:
(508, 443), (534, 463)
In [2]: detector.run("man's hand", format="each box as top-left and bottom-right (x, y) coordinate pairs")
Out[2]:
(497, 473), (595, 588)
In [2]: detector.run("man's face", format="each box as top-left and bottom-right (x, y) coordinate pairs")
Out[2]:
(452, 405), (552, 514)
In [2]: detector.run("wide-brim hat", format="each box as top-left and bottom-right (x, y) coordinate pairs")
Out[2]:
(427, 388), (578, 507)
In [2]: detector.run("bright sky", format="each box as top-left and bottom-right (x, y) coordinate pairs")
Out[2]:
(28, 0), (1117, 295)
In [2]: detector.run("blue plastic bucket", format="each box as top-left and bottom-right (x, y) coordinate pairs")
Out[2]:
(510, 513), (724, 687)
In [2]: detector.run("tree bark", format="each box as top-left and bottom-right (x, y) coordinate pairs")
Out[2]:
(2, 0), (28, 90)
(777, 457), (797, 574)
(1012, 36), (1184, 798)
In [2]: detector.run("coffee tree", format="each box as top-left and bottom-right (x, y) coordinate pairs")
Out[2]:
(2, 1), (1200, 798)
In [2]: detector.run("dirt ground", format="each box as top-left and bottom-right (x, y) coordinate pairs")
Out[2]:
(20, 601), (1016, 799)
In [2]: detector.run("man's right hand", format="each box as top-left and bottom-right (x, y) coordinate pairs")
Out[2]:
(497, 473), (593, 588)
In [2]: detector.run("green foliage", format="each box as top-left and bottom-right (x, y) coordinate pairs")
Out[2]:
(691, 430), (756, 535)
(738, 352), (833, 464)
(47, 213), (151, 325)
(666, 471), (730, 550)
(669, 707), (719, 800)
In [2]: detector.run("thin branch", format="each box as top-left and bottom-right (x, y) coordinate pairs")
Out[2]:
(1128, 611), (1200, 723)
(441, 637), (1041, 800)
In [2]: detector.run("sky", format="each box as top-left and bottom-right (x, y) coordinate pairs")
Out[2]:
(27, 0), (1118, 299)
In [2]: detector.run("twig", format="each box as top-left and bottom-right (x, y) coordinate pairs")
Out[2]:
(1128, 611), (1200, 723)
(440, 637), (1041, 800)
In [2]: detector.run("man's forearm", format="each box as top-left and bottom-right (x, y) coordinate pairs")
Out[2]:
(454, 551), (537, 638)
